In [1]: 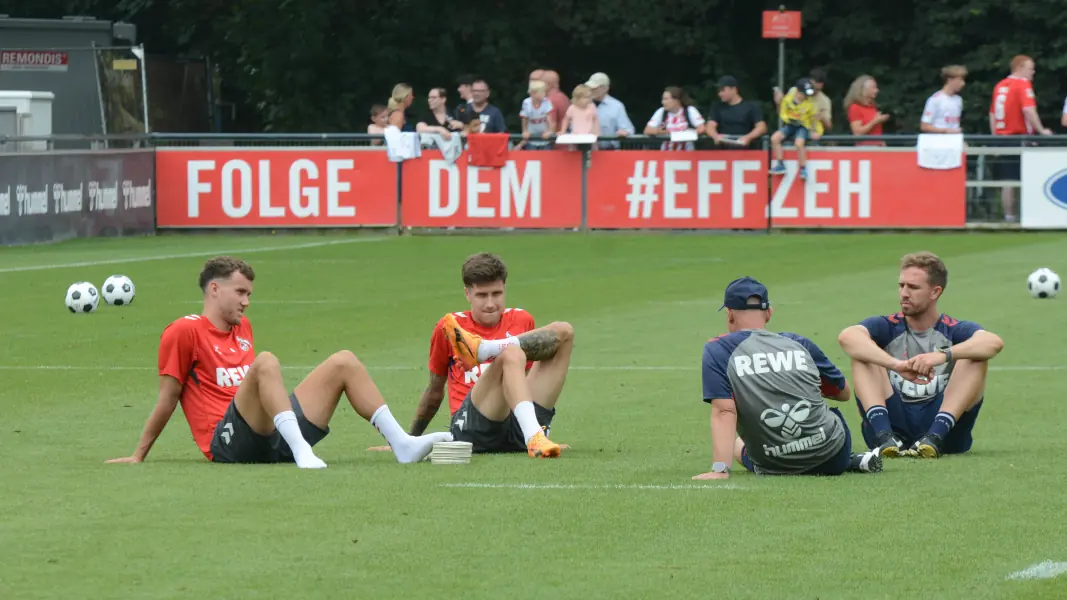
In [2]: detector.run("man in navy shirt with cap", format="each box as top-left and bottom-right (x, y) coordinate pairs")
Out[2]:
(694, 277), (883, 480)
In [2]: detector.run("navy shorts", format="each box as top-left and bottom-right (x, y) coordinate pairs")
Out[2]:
(741, 407), (853, 476)
(855, 390), (982, 454)
(209, 392), (329, 464)
(779, 123), (810, 142)
(450, 391), (556, 453)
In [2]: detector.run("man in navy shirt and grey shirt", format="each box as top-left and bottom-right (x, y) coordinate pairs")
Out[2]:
(695, 277), (882, 480)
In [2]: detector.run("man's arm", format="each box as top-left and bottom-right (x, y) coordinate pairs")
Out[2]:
(709, 398), (738, 465)
(106, 376), (182, 463)
(951, 329), (1004, 361)
(1023, 106), (1052, 135)
(837, 324), (900, 370)
(409, 372), (447, 436)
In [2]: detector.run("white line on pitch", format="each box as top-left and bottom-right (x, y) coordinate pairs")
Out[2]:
(1006, 560), (1067, 581)
(0, 237), (389, 273)
(0, 364), (1061, 373)
(438, 482), (743, 491)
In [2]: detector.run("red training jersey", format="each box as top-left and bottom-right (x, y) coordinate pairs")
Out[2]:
(990, 76), (1036, 135)
(428, 309), (536, 414)
(846, 103), (885, 146)
(158, 314), (256, 459)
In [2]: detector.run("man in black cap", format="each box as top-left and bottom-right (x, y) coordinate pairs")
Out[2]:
(694, 277), (883, 480)
(770, 78), (818, 180)
(705, 75), (766, 147)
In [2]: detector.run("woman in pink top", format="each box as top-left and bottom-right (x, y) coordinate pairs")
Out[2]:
(560, 84), (599, 135)
(844, 75), (890, 147)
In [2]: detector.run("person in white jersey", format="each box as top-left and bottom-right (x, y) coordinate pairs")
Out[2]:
(920, 65), (966, 134)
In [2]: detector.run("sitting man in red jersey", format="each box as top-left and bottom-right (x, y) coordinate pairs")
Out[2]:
(383, 252), (574, 458)
(107, 256), (452, 469)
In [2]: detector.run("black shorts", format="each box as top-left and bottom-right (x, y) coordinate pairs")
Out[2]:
(449, 392), (556, 453)
(209, 392), (330, 463)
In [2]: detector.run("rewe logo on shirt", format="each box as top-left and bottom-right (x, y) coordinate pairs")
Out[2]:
(217, 365), (251, 387)
(733, 350), (810, 377)
(463, 362), (493, 385)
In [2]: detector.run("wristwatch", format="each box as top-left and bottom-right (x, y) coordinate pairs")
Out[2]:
(711, 461), (731, 474)
(937, 347), (953, 363)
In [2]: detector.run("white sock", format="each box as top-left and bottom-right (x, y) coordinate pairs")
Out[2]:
(273, 411), (325, 468)
(477, 335), (520, 362)
(372, 405), (454, 463)
(513, 401), (543, 444)
(370, 405), (408, 448)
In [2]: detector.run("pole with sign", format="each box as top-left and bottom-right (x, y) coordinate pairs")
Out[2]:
(762, 5), (802, 126)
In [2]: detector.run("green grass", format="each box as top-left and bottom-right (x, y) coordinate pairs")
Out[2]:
(1, 231), (1066, 600)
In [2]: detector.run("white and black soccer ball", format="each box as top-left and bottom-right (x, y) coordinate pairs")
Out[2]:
(102, 274), (136, 306)
(65, 281), (100, 313)
(1027, 268), (1061, 299)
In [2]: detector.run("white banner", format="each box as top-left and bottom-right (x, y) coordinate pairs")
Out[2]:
(1021, 149), (1067, 229)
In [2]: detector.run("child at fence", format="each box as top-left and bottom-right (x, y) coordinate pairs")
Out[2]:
(770, 78), (817, 179)
(367, 104), (388, 146)
(519, 80), (556, 150)
(557, 84), (599, 151)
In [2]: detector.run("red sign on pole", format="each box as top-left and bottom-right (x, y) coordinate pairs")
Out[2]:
(762, 11), (802, 39)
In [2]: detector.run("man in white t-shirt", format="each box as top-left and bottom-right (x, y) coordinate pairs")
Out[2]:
(920, 65), (967, 134)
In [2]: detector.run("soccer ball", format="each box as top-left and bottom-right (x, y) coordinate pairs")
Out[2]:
(102, 274), (136, 306)
(65, 282), (100, 313)
(1027, 268), (1061, 299)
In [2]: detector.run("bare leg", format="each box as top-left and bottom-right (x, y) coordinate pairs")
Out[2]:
(796, 138), (807, 169)
(232, 351), (326, 468)
(292, 350), (453, 464)
(1002, 187), (1016, 221)
(470, 345), (536, 420)
(851, 359), (893, 412)
(520, 322), (574, 410)
(938, 359), (987, 418)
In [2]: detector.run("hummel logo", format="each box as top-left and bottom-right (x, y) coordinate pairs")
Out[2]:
(760, 400), (812, 439)
(220, 422), (234, 444)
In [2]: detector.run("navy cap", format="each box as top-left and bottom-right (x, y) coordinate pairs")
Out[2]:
(796, 78), (816, 96)
(719, 276), (770, 311)
(716, 75), (739, 89)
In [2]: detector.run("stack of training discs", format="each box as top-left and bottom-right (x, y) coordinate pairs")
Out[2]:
(430, 441), (473, 465)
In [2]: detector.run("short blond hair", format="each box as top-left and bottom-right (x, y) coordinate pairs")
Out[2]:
(900, 251), (948, 289)
(941, 65), (968, 82)
(572, 84), (592, 101)
(528, 80), (546, 94)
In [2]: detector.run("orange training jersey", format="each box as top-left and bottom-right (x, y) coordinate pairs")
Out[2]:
(158, 314), (256, 459)
(428, 308), (536, 414)
(990, 76), (1036, 135)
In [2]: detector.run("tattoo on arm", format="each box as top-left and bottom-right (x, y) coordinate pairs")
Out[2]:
(409, 373), (446, 436)
(517, 329), (561, 361)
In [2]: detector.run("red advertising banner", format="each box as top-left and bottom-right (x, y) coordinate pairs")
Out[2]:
(586, 150), (965, 229)
(155, 149), (397, 227)
(586, 151), (770, 229)
(1, 50), (69, 72)
(401, 150), (583, 228)
(768, 150), (966, 228)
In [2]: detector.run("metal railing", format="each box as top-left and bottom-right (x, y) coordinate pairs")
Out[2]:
(1, 131), (1059, 226)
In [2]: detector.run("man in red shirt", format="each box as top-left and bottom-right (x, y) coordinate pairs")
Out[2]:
(989, 55), (1052, 222)
(106, 256), (451, 468)
(407, 252), (574, 458)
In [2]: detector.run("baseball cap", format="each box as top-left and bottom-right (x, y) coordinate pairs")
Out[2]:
(719, 277), (771, 311)
(716, 75), (739, 88)
(585, 72), (610, 88)
(796, 77), (816, 96)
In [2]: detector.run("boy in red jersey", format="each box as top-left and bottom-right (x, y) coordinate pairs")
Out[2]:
(409, 253), (575, 458)
(106, 256), (452, 469)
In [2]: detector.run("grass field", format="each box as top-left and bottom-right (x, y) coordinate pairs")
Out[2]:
(1, 231), (1066, 600)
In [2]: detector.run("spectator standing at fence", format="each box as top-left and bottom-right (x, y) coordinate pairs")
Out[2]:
(644, 86), (705, 151)
(367, 104), (388, 146)
(542, 70), (571, 131)
(586, 72), (634, 149)
(416, 88), (463, 138)
(560, 84), (599, 136)
(705, 75), (766, 147)
(769, 78), (817, 179)
(387, 83), (416, 132)
(920, 66), (967, 134)
(845, 75), (889, 147)
(519, 80), (556, 149)
(990, 55), (1052, 223)
(458, 79), (508, 133)
(453, 74), (475, 122)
